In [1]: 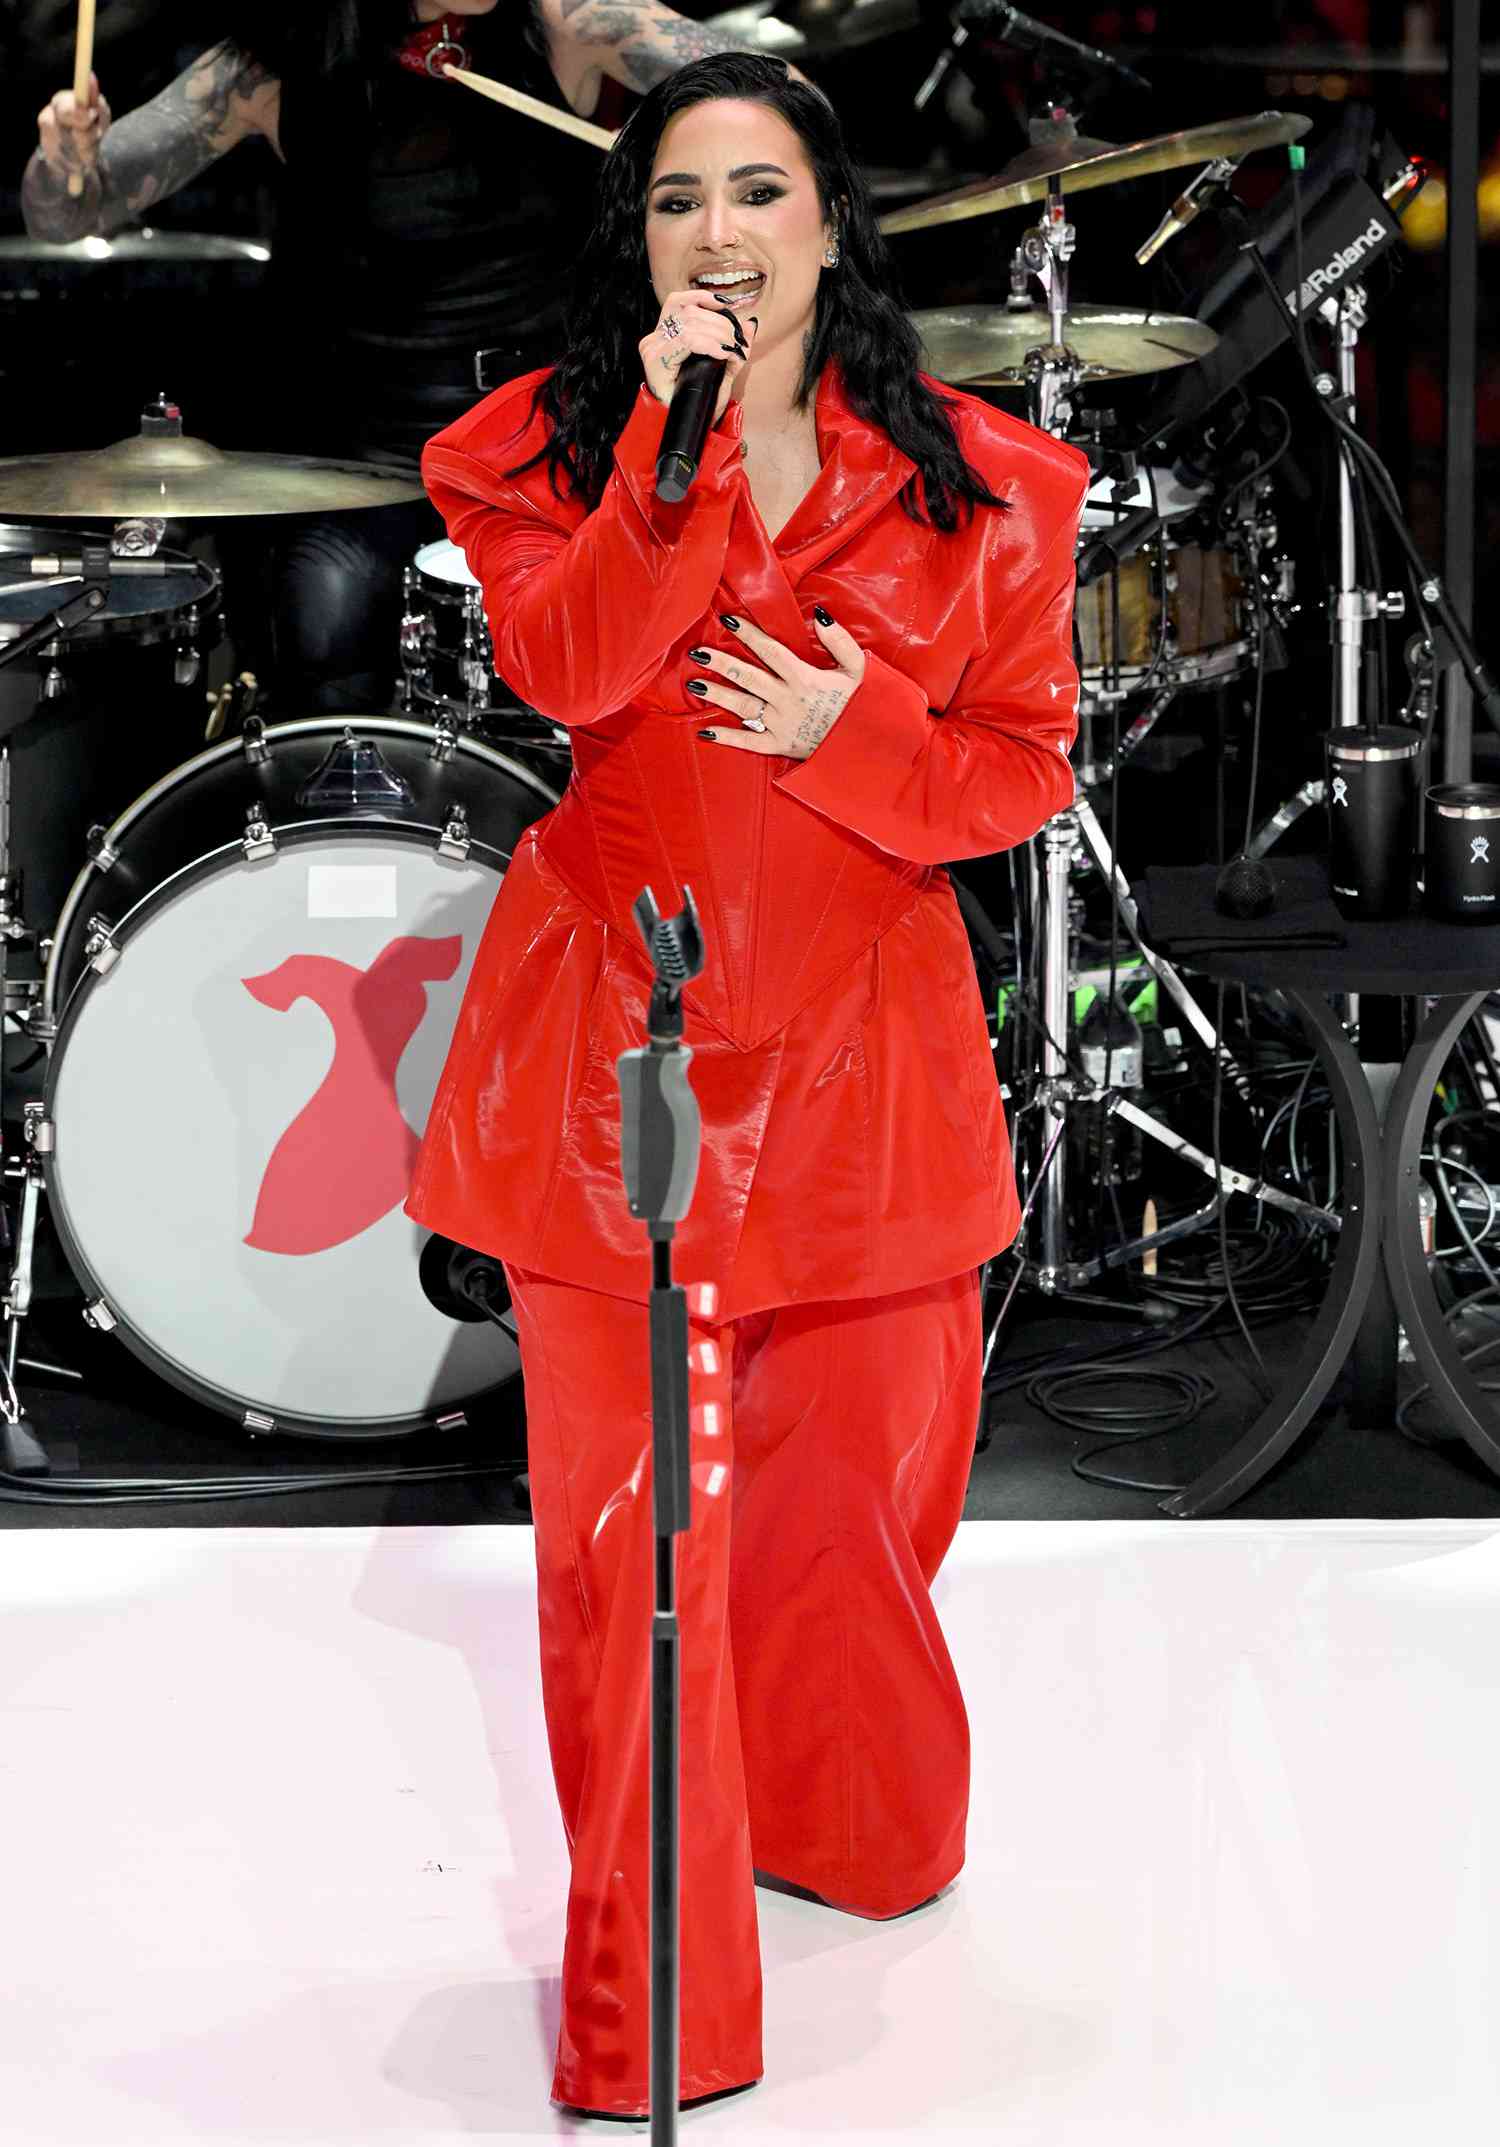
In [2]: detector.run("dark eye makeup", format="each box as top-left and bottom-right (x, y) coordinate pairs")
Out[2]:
(651, 184), (788, 216)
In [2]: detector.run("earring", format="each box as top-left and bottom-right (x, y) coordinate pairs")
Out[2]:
(824, 245), (840, 267)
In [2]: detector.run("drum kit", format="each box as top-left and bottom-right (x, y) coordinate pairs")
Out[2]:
(0, 401), (564, 1469)
(0, 38), (1426, 1463)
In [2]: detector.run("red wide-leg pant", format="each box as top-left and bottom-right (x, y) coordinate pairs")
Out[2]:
(504, 1261), (981, 2116)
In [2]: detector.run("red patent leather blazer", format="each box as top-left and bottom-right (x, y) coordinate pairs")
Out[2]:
(406, 363), (1089, 1316)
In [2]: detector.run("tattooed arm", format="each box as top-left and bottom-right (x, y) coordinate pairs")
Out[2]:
(21, 42), (280, 244)
(538, 0), (775, 114)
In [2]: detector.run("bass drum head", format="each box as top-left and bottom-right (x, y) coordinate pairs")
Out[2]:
(44, 736), (552, 1437)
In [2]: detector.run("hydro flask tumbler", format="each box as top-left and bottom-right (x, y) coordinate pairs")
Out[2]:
(1324, 728), (1421, 920)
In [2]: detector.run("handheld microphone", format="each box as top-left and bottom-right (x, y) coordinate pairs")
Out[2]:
(655, 355), (727, 504)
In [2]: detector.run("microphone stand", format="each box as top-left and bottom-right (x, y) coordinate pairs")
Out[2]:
(617, 885), (706, 2147)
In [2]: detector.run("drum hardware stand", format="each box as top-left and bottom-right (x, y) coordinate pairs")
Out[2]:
(0, 583), (118, 1473)
(995, 188), (1313, 1305)
(1322, 283), (1406, 732)
(1015, 175), (1080, 438)
(1014, 795), (1318, 1301)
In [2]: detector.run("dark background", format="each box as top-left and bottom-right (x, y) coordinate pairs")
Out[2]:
(0, 3), (1496, 1524)
(0, 1), (1495, 861)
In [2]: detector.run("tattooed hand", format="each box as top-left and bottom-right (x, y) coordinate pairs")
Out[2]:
(541, 0), (792, 107)
(35, 74), (112, 187)
(21, 42), (279, 245)
(688, 608), (865, 761)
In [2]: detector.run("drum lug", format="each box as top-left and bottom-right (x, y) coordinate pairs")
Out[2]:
(435, 1410), (469, 1431)
(243, 1409), (276, 1434)
(429, 717), (459, 764)
(438, 803), (472, 860)
(242, 805), (276, 861)
(84, 914), (120, 976)
(401, 603), (433, 665)
(82, 1297), (118, 1333)
(174, 643), (201, 689)
(86, 824), (119, 872)
(23, 1103), (52, 1156)
(241, 714), (269, 765)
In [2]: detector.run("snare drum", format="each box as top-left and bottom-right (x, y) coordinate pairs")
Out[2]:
(0, 521), (220, 678)
(401, 538), (492, 722)
(399, 538), (570, 768)
(1074, 468), (1252, 707)
(40, 713), (558, 1437)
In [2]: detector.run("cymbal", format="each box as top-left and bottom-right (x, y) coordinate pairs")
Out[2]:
(703, 0), (919, 56)
(0, 229), (271, 264)
(913, 303), (1219, 385)
(880, 111), (1312, 236)
(0, 428), (424, 520)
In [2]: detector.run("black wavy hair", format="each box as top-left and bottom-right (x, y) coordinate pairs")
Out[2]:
(513, 53), (1006, 532)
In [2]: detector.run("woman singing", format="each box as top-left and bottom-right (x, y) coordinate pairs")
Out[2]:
(408, 53), (1088, 2119)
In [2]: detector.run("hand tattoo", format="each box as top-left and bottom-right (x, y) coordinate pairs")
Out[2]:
(793, 688), (846, 756)
(556, 0), (764, 92)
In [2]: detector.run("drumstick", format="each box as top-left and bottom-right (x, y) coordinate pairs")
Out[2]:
(67, 0), (97, 197)
(441, 63), (616, 152)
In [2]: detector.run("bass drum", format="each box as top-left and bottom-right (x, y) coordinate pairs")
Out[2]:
(40, 714), (560, 1439)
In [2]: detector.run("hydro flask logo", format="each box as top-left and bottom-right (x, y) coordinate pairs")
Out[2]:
(1472, 835), (1491, 866)
(1331, 776), (1349, 808)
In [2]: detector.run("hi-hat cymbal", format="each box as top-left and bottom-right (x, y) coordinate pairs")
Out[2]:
(0, 427), (424, 520)
(880, 111), (1312, 236)
(914, 303), (1219, 385)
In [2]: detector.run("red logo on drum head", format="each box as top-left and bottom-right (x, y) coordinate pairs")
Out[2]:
(242, 934), (462, 1256)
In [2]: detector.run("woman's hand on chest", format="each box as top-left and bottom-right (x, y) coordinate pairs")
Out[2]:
(687, 608), (866, 760)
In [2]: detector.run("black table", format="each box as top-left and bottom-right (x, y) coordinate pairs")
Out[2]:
(1134, 907), (1500, 1518)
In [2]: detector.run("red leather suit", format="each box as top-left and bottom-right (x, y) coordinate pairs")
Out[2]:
(407, 364), (1087, 2114)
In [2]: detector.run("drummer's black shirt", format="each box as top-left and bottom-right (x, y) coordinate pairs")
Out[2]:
(268, 21), (593, 469)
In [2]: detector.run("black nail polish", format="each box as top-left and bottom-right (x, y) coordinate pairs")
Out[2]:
(814, 604), (834, 627)
(688, 647), (710, 660)
(720, 614), (740, 632)
(696, 728), (716, 741)
(686, 678), (708, 695)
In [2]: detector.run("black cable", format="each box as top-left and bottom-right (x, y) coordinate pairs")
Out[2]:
(0, 1452), (524, 1509)
(1240, 533), (1270, 856)
(1241, 203), (1500, 735)
(1212, 982), (1271, 1390)
(1216, 397), (1295, 520)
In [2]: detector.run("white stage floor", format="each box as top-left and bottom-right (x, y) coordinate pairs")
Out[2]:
(2, 1517), (1497, 2145)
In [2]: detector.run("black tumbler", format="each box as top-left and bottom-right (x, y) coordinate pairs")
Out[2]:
(1423, 783), (1500, 921)
(1324, 728), (1422, 920)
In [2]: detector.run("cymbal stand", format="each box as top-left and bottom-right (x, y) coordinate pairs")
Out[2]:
(1020, 786), (1321, 1298)
(1017, 174), (1079, 437)
(1327, 282), (1406, 730)
(1248, 278), (1407, 859)
(0, 566), (112, 1473)
(995, 192), (1331, 1311)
